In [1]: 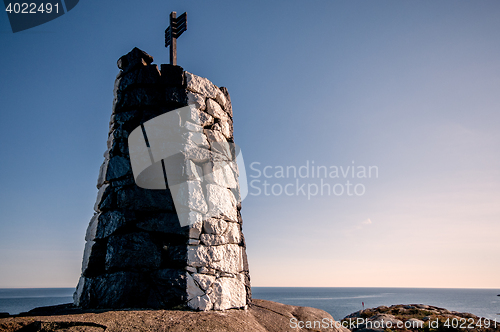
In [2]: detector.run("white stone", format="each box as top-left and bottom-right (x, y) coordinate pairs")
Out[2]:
(206, 98), (226, 119)
(204, 129), (233, 161)
(203, 218), (228, 235)
(179, 211), (203, 229)
(187, 91), (206, 111)
(183, 160), (203, 181)
(176, 181), (208, 215)
(186, 272), (205, 300)
(182, 132), (209, 149)
(206, 184), (237, 221)
(225, 222), (241, 244)
(185, 72), (227, 108)
(187, 244), (243, 274)
(203, 161), (238, 189)
(184, 121), (203, 132)
(192, 273), (216, 291)
(188, 293), (213, 311)
(181, 104), (203, 125)
(200, 234), (226, 246)
(212, 276), (246, 310)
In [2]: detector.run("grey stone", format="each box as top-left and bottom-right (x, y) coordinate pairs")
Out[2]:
(117, 185), (175, 211)
(95, 210), (126, 239)
(85, 213), (99, 241)
(147, 268), (186, 308)
(106, 155), (131, 182)
(81, 240), (106, 277)
(94, 184), (113, 212)
(105, 232), (161, 271)
(160, 64), (184, 86)
(115, 64), (161, 96)
(114, 86), (162, 113)
(136, 212), (185, 235)
(117, 47), (153, 73)
(77, 271), (150, 309)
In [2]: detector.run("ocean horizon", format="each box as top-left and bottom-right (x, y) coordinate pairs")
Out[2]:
(0, 287), (499, 321)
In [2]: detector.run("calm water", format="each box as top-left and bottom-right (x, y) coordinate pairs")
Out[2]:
(253, 287), (500, 321)
(0, 287), (499, 320)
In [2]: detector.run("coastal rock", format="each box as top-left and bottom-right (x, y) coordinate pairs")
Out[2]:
(0, 299), (347, 332)
(342, 304), (500, 332)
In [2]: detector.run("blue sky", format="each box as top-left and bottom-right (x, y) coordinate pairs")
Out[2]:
(0, 0), (499, 288)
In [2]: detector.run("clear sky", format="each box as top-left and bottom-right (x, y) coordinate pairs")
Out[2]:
(0, 0), (499, 289)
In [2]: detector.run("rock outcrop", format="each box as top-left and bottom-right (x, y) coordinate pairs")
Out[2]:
(0, 299), (349, 332)
(343, 304), (500, 332)
(74, 48), (250, 311)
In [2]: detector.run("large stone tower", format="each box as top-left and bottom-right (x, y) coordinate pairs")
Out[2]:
(74, 48), (251, 311)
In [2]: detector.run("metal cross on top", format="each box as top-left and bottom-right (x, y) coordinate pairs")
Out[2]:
(165, 11), (187, 66)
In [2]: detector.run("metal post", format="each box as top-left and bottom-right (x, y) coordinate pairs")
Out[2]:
(169, 11), (177, 66)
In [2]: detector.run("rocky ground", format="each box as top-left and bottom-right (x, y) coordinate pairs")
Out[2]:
(342, 304), (500, 332)
(0, 299), (348, 332)
(2, 301), (498, 331)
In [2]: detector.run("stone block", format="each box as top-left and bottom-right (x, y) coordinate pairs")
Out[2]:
(115, 64), (161, 96)
(117, 185), (175, 211)
(95, 210), (126, 239)
(186, 273), (205, 300)
(187, 91), (206, 111)
(117, 47), (153, 73)
(114, 86), (162, 113)
(147, 268), (186, 308)
(220, 87), (233, 118)
(106, 155), (132, 182)
(160, 64), (184, 86)
(187, 244), (243, 274)
(206, 184), (237, 222)
(192, 273), (216, 291)
(78, 271), (150, 309)
(175, 180), (208, 215)
(105, 232), (161, 271)
(81, 240), (106, 277)
(94, 184), (113, 212)
(188, 293), (213, 311)
(185, 72), (227, 108)
(212, 275), (247, 310)
(136, 212), (185, 235)
(203, 218), (228, 235)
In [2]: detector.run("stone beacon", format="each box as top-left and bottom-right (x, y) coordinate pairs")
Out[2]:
(73, 47), (251, 311)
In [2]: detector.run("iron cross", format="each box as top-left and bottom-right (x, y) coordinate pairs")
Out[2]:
(165, 11), (187, 66)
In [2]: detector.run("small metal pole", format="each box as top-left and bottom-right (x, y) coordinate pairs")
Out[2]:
(169, 11), (177, 66)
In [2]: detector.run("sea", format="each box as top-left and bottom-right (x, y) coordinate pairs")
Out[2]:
(0, 287), (499, 321)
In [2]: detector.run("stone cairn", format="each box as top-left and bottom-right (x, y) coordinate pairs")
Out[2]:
(74, 47), (251, 311)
